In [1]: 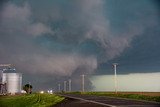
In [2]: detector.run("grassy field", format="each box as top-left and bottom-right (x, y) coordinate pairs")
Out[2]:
(68, 92), (160, 102)
(0, 93), (64, 107)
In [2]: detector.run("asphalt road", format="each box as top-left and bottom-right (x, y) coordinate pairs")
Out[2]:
(54, 94), (160, 107)
(53, 98), (108, 107)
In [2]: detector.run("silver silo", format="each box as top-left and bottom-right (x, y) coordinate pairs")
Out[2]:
(2, 73), (22, 95)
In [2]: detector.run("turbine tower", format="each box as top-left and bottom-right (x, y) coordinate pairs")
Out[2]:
(80, 74), (85, 92)
(64, 81), (67, 92)
(113, 63), (118, 94)
(68, 79), (71, 92)
(58, 84), (61, 92)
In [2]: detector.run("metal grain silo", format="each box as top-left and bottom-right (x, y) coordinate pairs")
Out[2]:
(2, 73), (22, 95)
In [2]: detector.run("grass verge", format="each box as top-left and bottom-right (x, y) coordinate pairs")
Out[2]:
(0, 93), (64, 107)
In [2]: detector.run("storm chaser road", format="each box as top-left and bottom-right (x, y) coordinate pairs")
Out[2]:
(55, 94), (160, 107)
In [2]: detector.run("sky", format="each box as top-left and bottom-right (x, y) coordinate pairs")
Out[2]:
(0, 0), (160, 91)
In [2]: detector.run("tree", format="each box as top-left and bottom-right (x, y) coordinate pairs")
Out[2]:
(23, 84), (33, 94)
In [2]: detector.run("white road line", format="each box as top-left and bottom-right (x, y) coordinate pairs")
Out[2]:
(58, 94), (117, 107)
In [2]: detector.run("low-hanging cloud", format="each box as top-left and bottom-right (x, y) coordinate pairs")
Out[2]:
(16, 54), (97, 76)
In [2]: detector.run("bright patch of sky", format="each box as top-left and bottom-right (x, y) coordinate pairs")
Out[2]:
(90, 73), (160, 92)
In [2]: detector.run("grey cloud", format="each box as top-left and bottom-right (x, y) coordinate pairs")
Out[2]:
(17, 54), (97, 76)
(0, 1), (97, 76)
(0, 2), (53, 37)
(28, 23), (54, 37)
(0, 0), (159, 91)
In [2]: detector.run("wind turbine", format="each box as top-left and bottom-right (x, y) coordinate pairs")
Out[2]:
(113, 63), (118, 94)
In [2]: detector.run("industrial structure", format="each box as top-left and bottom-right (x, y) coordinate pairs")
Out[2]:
(0, 64), (22, 95)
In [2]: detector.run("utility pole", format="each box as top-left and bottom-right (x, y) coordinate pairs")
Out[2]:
(58, 84), (61, 92)
(81, 74), (85, 92)
(68, 79), (71, 92)
(113, 63), (118, 94)
(64, 81), (67, 92)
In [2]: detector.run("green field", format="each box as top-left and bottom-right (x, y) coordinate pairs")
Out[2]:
(0, 93), (64, 107)
(68, 92), (160, 102)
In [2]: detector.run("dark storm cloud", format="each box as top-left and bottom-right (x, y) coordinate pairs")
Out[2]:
(0, 1), (98, 90)
(0, 0), (8, 5)
(0, 0), (159, 91)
